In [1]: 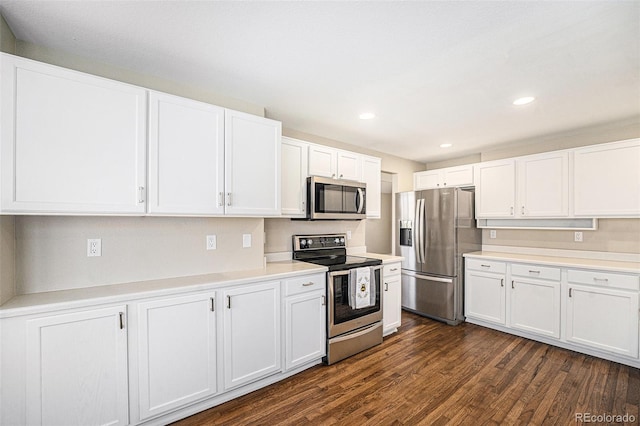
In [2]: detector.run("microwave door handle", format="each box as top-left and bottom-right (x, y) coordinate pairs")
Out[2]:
(356, 188), (365, 213)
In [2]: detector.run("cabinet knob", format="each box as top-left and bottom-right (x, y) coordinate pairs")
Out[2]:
(339, 174), (343, 178)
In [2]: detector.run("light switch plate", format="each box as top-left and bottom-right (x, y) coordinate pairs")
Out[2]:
(243, 234), (252, 248)
(490, 230), (497, 239)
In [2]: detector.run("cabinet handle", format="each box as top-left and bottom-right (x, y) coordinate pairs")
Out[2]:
(322, 295), (326, 306)
(511, 280), (514, 289)
(385, 283), (389, 291)
(500, 279), (504, 287)
(339, 174), (343, 179)
(510, 206), (514, 216)
(481, 264), (491, 268)
(593, 277), (609, 282)
(138, 186), (145, 204)
(119, 312), (125, 330)
(218, 192), (223, 207)
(331, 174), (336, 178)
(569, 288), (572, 298)
(227, 295), (231, 309)
(389, 268), (398, 272)
(521, 206), (525, 215)
(302, 282), (315, 287)
(226, 192), (232, 206)
(529, 270), (540, 274)
(443, 182), (447, 186)
(210, 297), (215, 312)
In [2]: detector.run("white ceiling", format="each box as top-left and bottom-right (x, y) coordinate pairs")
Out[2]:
(0, 1), (638, 163)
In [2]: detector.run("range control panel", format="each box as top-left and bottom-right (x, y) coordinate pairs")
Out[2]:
(293, 234), (347, 251)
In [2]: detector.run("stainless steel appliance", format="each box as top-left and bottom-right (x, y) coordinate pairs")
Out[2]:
(292, 234), (383, 364)
(306, 176), (366, 220)
(396, 188), (481, 325)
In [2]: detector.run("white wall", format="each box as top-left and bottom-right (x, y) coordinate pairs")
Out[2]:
(15, 216), (264, 294)
(0, 217), (16, 304)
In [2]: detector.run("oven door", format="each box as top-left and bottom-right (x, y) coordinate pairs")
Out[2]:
(328, 265), (382, 338)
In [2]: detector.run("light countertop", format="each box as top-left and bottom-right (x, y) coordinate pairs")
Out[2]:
(0, 261), (327, 318)
(359, 253), (404, 264)
(464, 251), (640, 274)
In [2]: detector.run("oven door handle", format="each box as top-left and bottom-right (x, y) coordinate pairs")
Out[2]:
(330, 322), (381, 343)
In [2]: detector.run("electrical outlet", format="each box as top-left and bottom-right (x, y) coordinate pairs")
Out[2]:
(242, 234), (252, 248)
(490, 230), (497, 239)
(87, 238), (102, 257)
(574, 231), (583, 242)
(347, 231), (352, 240)
(206, 235), (217, 250)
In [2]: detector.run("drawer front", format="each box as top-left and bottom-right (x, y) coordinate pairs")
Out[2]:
(383, 263), (401, 278)
(567, 269), (639, 291)
(285, 273), (326, 296)
(511, 263), (561, 281)
(465, 258), (506, 274)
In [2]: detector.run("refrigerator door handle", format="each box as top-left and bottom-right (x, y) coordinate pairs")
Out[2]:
(414, 200), (421, 264)
(419, 198), (426, 263)
(402, 270), (453, 283)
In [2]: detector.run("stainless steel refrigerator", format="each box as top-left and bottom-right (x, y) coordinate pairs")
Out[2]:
(395, 188), (481, 325)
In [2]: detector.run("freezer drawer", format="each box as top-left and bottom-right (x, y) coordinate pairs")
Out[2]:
(401, 270), (456, 324)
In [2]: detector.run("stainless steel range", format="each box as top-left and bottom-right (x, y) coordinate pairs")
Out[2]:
(293, 234), (383, 364)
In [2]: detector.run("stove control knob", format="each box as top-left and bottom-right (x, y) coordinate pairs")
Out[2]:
(300, 239), (307, 246)
(307, 239), (313, 245)
(340, 238), (345, 244)
(334, 238), (340, 243)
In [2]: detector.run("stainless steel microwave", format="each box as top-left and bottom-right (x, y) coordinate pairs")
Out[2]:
(306, 176), (366, 220)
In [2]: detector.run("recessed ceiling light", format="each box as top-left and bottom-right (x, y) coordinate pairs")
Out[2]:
(440, 143), (452, 148)
(513, 96), (535, 106)
(359, 112), (375, 120)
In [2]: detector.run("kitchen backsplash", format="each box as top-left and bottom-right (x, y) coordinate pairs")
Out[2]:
(13, 216), (264, 294)
(482, 218), (640, 254)
(264, 218), (365, 254)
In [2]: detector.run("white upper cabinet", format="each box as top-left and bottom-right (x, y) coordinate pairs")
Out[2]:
(475, 159), (516, 218)
(0, 53), (147, 214)
(573, 139), (640, 217)
(476, 152), (569, 219)
(361, 155), (381, 218)
(308, 143), (361, 181)
(224, 109), (281, 216)
(148, 92), (225, 215)
(281, 137), (308, 218)
(414, 164), (474, 190)
(516, 151), (569, 217)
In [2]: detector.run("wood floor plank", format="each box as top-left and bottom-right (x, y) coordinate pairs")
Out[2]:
(172, 312), (640, 426)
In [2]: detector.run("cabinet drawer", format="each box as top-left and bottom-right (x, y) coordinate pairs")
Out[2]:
(511, 263), (561, 281)
(567, 269), (639, 291)
(466, 258), (506, 274)
(383, 263), (401, 278)
(284, 273), (326, 296)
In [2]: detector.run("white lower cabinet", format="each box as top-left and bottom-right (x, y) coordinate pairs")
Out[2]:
(465, 256), (640, 367)
(136, 292), (217, 420)
(509, 265), (561, 339)
(284, 273), (326, 370)
(222, 281), (281, 390)
(565, 269), (639, 358)
(383, 262), (402, 336)
(25, 306), (129, 426)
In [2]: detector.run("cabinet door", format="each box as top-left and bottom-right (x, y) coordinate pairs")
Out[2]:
(509, 278), (560, 339)
(281, 137), (308, 217)
(361, 155), (381, 218)
(442, 165), (474, 187)
(475, 159), (516, 218)
(573, 139), (640, 217)
(148, 92), (225, 215)
(336, 150), (361, 181)
(25, 306), (129, 426)
(383, 275), (402, 335)
(224, 109), (281, 216)
(414, 170), (441, 190)
(137, 293), (217, 420)
(517, 152), (568, 217)
(223, 281), (281, 390)
(465, 270), (506, 325)
(1, 54), (146, 214)
(308, 144), (337, 178)
(285, 291), (326, 370)
(566, 284), (639, 358)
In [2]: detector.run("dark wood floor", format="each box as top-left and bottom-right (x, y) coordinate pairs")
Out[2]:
(173, 311), (639, 425)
